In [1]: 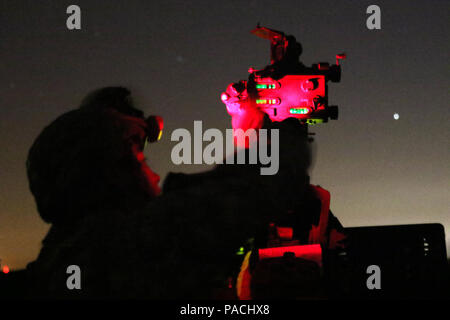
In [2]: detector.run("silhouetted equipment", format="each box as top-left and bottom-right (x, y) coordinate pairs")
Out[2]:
(221, 25), (346, 125)
(325, 223), (449, 299)
(237, 223), (448, 299)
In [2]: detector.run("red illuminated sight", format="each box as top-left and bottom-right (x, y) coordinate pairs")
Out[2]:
(221, 25), (346, 128)
(254, 75), (327, 122)
(258, 244), (322, 267)
(2, 265), (10, 274)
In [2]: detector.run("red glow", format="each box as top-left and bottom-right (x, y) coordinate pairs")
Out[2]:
(222, 75), (327, 132)
(276, 227), (293, 240)
(130, 143), (161, 197)
(257, 75), (325, 122)
(2, 265), (10, 274)
(308, 185), (330, 245)
(136, 151), (145, 162)
(258, 244), (322, 266)
(154, 115), (164, 133)
(228, 277), (233, 289)
(336, 53), (347, 65)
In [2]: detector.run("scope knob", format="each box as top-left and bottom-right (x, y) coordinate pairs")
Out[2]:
(301, 79), (318, 92)
(328, 65), (341, 83)
(328, 106), (339, 120)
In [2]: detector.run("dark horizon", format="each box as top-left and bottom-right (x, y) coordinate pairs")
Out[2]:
(0, 0), (449, 270)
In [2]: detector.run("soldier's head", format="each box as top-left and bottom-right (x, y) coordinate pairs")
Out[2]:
(27, 87), (162, 225)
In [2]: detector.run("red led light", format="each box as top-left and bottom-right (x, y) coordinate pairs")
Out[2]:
(256, 83), (277, 89)
(221, 92), (229, 102)
(289, 107), (309, 115)
(258, 244), (322, 267)
(2, 266), (10, 274)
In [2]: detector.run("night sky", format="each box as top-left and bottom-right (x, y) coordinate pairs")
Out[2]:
(0, 0), (449, 269)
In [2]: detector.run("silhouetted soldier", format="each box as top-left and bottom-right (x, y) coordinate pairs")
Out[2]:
(3, 86), (345, 299)
(8, 87), (272, 299)
(20, 87), (161, 298)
